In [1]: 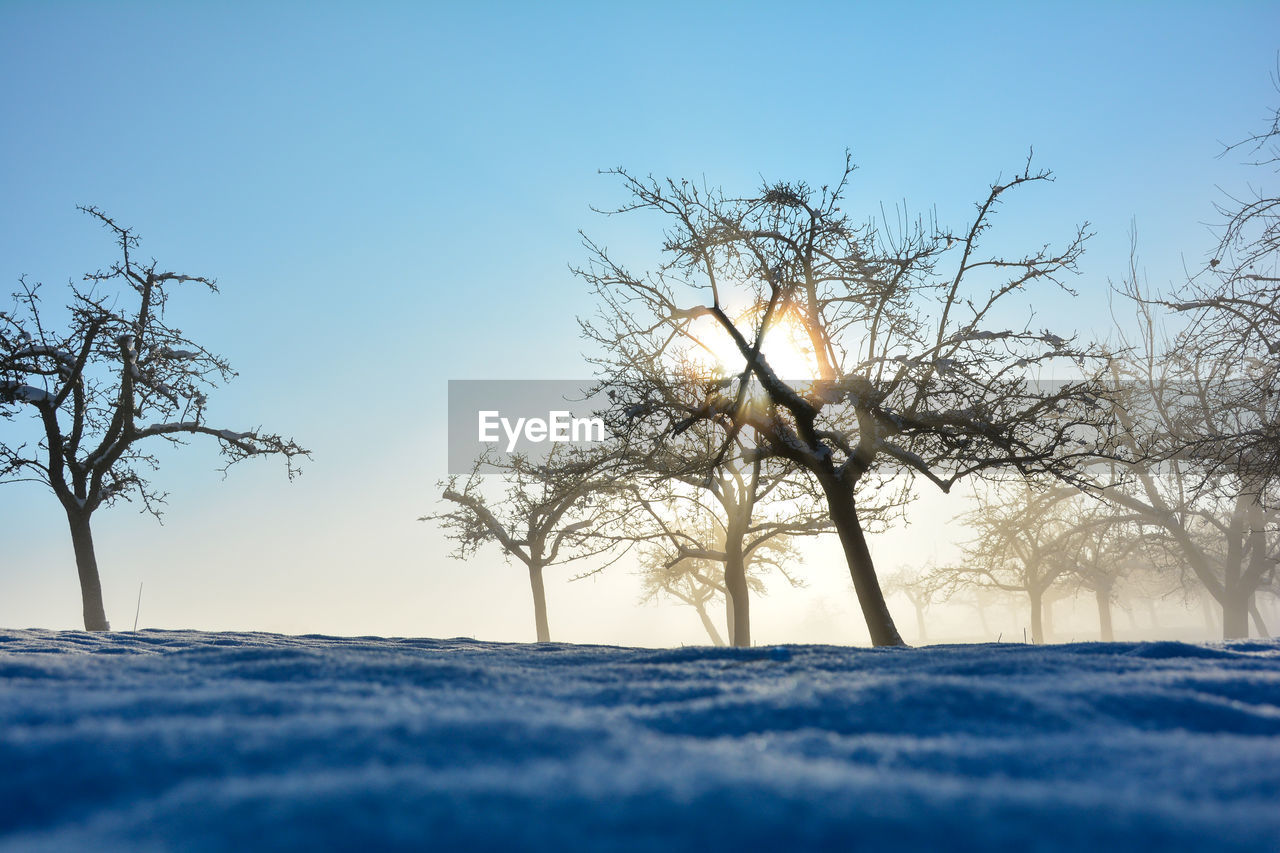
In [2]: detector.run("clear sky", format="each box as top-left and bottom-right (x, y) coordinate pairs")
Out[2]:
(2, 1), (1277, 644)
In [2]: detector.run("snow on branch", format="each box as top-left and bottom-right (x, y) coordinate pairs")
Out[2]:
(0, 380), (53, 405)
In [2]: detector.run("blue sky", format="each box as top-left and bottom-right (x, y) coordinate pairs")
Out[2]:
(1, 2), (1278, 641)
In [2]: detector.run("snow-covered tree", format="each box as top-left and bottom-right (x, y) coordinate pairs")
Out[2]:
(0, 208), (307, 631)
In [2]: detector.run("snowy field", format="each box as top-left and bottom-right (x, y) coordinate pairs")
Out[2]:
(1, 630), (1279, 851)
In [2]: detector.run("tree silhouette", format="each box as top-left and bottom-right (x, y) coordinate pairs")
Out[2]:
(617, 417), (908, 646)
(1105, 267), (1279, 639)
(882, 564), (946, 643)
(626, 447), (819, 646)
(937, 482), (1077, 644)
(581, 155), (1114, 646)
(635, 506), (795, 647)
(429, 444), (627, 643)
(1155, 70), (1280, 493)
(0, 208), (307, 630)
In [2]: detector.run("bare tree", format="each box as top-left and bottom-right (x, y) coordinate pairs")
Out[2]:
(1145, 68), (1280, 496)
(1104, 264), (1279, 639)
(882, 564), (946, 644)
(638, 536), (731, 647)
(586, 301), (856, 647)
(429, 444), (627, 643)
(635, 503), (800, 647)
(1052, 493), (1158, 641)
(612, 414), (838, 645)
(937, 482), (1077, 644)
(0, 208), (307, 631)
(580, 155), (1113, 646)
(1093, 75), (1280, 640)
(626, 445), (820, 646)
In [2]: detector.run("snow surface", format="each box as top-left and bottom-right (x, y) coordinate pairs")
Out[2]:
(1, 630), (1279, 852)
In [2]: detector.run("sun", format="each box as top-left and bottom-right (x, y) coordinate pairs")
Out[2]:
(686, 303), (821, 382)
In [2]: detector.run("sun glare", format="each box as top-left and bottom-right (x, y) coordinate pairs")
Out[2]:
(687, 305), (821, 382)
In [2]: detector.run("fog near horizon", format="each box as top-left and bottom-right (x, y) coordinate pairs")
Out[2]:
(2, 4), (1278, 646)
(0, 452), (1253, 647)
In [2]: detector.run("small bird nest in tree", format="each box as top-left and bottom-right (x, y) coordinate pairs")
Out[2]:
(762, 184), (804, 207)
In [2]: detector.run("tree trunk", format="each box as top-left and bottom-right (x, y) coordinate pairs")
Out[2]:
(914, 603), (928, 644)
(528, 563), (550, 643)
(1221, 504), (1248, 640)
(1199, 595), (1217, 634)
(1144, 598), (1162, 630)
(1222, 594), (1250, 640)
(694, 601), (726, 647)
(1028, 589), (1044, 645)
(723, 526), (750, 648)
(1095, 587), (1114, 642)
(1244, 506), (1270, 638)
(822, 478), (904, 647)
(66, 509), (109, 632)
(1250, 597), (1270, 638)
(724, 588), (735, 647)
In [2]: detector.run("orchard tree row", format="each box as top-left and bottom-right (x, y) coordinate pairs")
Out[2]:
(5, 81), (1278, 643)
(434, 84), (1280, 647)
